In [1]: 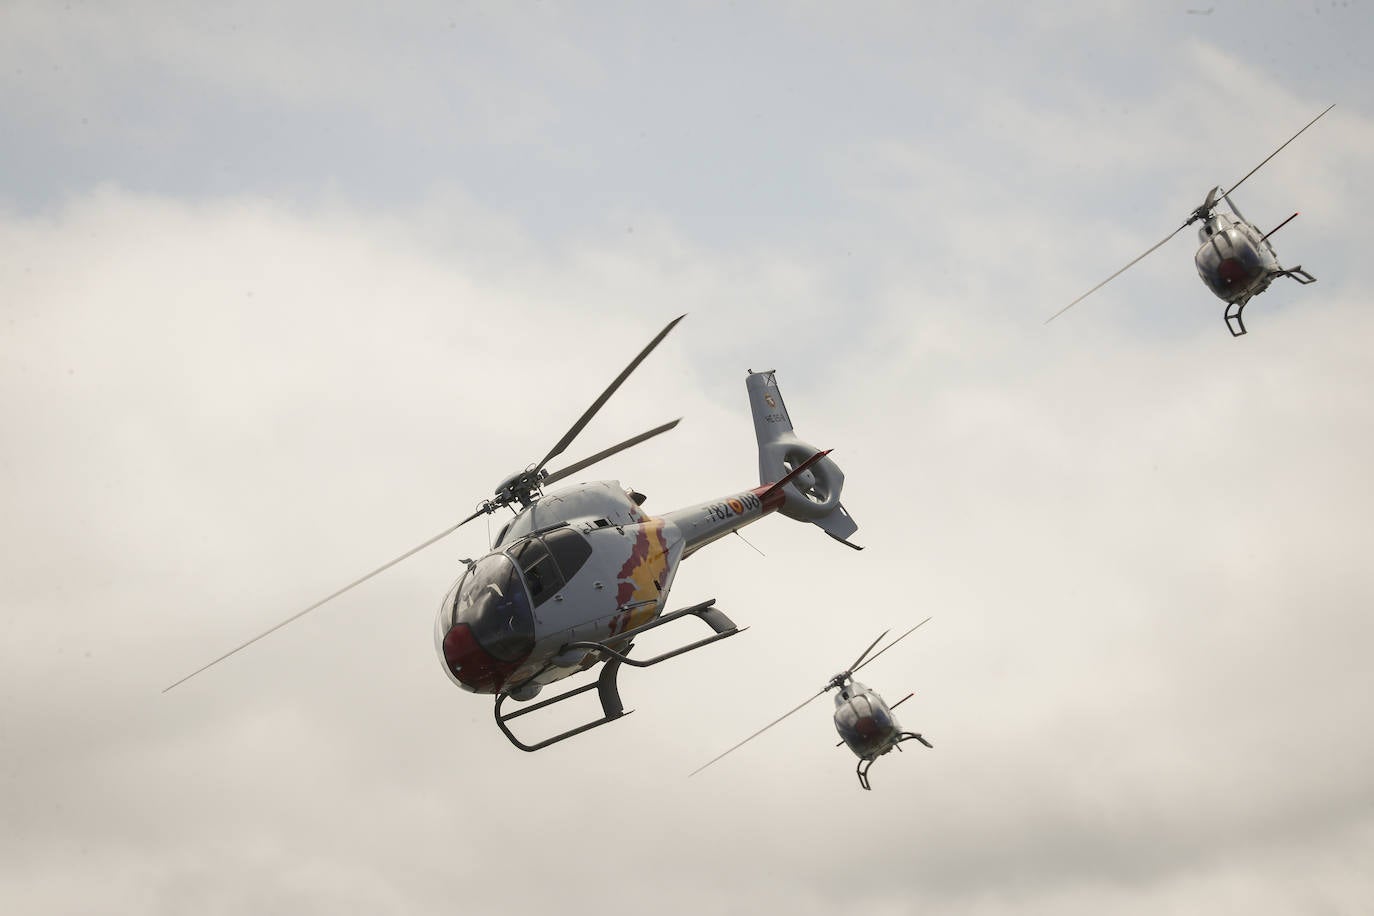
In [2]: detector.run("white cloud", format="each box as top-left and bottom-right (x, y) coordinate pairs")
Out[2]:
(2, 4), (1373, 914)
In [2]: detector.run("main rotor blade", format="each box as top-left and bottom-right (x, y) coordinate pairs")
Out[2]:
(163, 505), (489, 693)
(541, 418), (682, 487)
(1193, 185), (1221, 223)
(1045, 224), (1187, 325)
(1223, 104), (1334, 201)
(1222, 191), (1247, 224)
(853, 616), (931, 676)
(689, 687), (829, 778)
(845, 629), (890, 675)
(535, 315), (685, 474)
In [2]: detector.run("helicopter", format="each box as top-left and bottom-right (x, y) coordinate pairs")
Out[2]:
(691, 619), (933, 790)
(1047, 104), (1333, 337)
(166, 315), (863, 752)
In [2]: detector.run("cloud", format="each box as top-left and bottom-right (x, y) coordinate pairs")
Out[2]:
(2, 5), (1373, 914)
(3, 167), (1373, 913)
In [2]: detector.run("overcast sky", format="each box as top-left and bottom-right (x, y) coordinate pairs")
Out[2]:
(3, 2), (1373, 913)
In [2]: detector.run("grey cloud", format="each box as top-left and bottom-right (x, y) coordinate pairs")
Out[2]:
(3, 4), (1373, 915)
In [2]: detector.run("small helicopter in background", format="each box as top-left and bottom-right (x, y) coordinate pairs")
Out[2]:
(692, 619), (933, 790)
(167, 316), (863, 752)
(1047, 105), (1333, 337)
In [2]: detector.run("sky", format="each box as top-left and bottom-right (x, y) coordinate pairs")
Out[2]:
(2, 1), (1372, 913)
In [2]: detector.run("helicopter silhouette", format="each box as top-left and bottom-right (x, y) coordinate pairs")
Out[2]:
(166, 315), (863, 752)
(1048, 105), (1333, 337)
(692, 619), (933, 790)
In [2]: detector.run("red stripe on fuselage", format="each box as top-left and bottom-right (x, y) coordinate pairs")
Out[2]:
(751, 483), (785, 514)
(616, 527), (652, 606)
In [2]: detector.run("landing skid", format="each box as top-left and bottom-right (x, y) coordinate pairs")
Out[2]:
(1276, 265), (1316, 285)
(495, 598), (743, 752)
(855, 732), (933, 790)
(1223, 296), (1254, 337)
(1225, 266), (1316, 337)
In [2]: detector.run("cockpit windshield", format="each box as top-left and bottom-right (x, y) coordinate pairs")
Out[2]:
(1196, 228), (1262, 297)
(449, 554), (535, 662)
(835, 692), (895, 754)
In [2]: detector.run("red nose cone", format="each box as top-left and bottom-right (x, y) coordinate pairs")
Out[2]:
(442, 624), (517, 694)
(854, 715), (882, 740)
(1217, 257), (1247, 287)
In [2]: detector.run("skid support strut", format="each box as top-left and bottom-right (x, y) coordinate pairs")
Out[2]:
(1224, 297), (1252, 337)
(1276, 265), (1316, 285)
(854, 732), (933, 790)
(1227, 266), (1316, 337)
(495, 598), (743, 752)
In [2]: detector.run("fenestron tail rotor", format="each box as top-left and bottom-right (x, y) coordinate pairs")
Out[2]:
(1047, 105), (1333, 324)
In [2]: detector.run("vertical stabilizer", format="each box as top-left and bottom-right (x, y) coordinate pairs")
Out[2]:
(745, 371), (859, 543)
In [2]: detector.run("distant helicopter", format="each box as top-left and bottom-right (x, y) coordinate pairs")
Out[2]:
(692, 619), (933, 790)
(1047, 105), (1333, 337)
(167, 316), (863, 751)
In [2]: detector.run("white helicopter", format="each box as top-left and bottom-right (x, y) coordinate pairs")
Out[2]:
(167, 316), (862, 751)
(692, 619), (933, 790)
(1047, 105), (1333, 337)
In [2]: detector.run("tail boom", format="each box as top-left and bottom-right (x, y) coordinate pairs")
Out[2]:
(662, 489), (776, 559)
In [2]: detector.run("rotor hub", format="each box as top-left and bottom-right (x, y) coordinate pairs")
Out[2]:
(493, 468), (547, 508)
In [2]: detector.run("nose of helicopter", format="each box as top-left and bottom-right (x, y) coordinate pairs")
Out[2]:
(441, 624), (506, 694)
(1216, 257), (1249, 287)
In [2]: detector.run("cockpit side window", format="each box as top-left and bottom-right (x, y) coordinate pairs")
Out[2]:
(509, 537), (564, 607)
(544, 527), (593, 582)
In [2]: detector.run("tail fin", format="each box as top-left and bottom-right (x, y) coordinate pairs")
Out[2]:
(746, 370), (859, 544)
